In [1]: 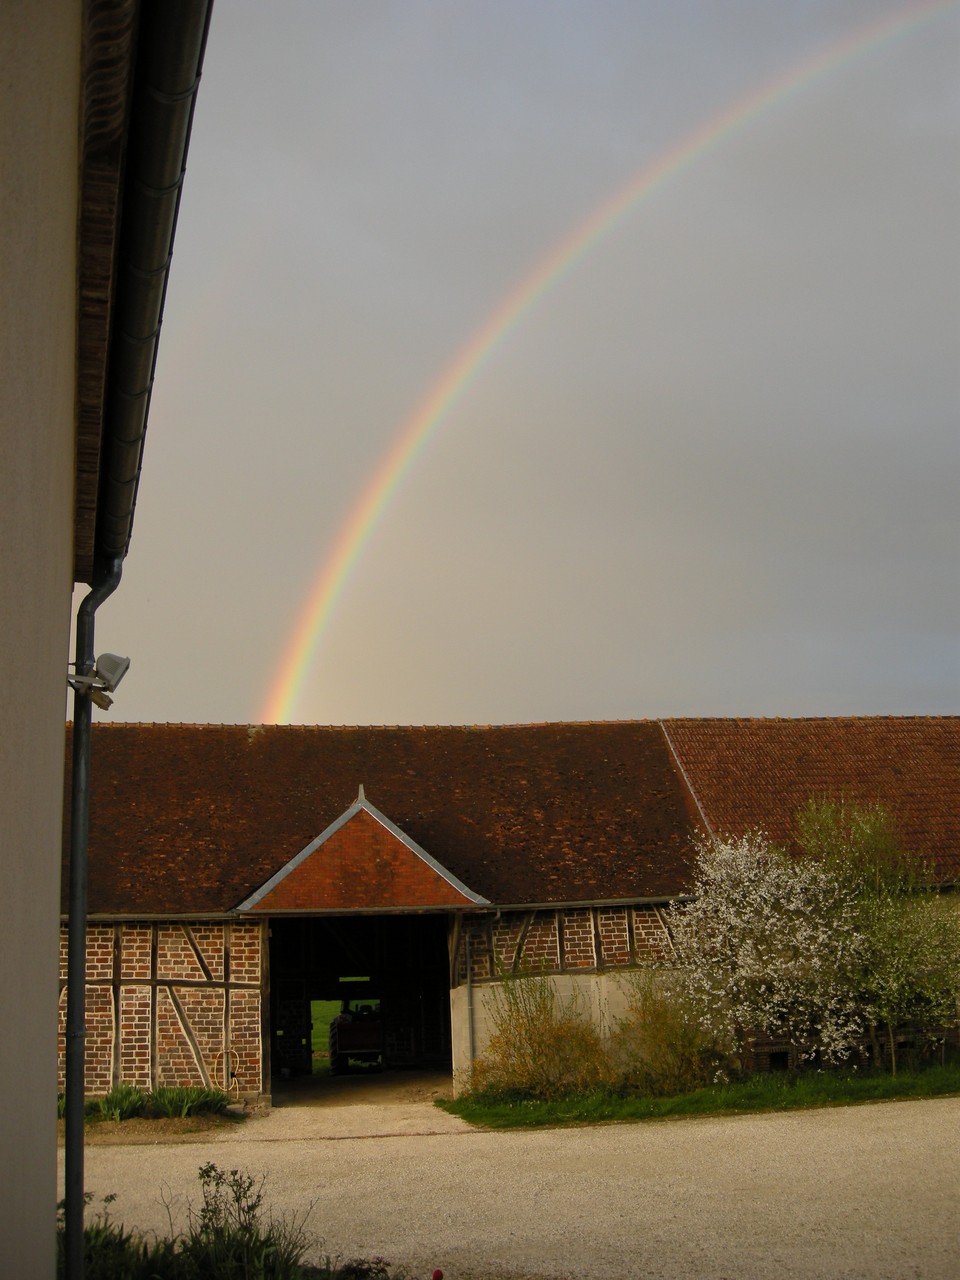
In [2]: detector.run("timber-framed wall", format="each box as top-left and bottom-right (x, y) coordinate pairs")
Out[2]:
(57, 920), (265, 1099)
(452, 904), (672, 984)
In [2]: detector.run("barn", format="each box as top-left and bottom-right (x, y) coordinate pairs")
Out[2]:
(60, 717), (960, 1101)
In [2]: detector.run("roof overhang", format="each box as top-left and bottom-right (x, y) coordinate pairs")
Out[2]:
(74, 0), (214, 583)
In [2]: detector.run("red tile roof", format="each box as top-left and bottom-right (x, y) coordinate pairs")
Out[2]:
(65, 721), (697, 915)
(63, 718), (959, 917)
(662, 717), (960, 882)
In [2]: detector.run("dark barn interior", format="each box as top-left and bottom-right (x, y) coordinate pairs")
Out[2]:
(268, 914), (452, 1079)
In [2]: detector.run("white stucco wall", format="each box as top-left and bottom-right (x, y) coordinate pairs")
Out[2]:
(0, 4), (81, 1273)
(450, 971), (638, 1090)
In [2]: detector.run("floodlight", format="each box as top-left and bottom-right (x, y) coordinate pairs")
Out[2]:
(94, 653), (130, 692)
(66, 652), (130, 711)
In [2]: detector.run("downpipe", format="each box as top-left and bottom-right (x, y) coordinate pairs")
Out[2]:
(64, 558), (122, 1280)
(466, 934), (475, 1066)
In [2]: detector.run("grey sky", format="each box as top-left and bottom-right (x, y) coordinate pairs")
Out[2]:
(88, 0), (959, 726)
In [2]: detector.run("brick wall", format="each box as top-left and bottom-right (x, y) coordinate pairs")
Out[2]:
(454, 904), (671, 985)
(57, 920), (265, 1099)
(60, 907), (672, 1095)
(634, 905), (673, 959)
(252, 808), (475, 910)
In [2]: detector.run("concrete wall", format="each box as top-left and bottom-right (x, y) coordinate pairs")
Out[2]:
(448, 904), (673, 1087)
(0, 3), (81, 1273)
(450, 970), (638, 1088)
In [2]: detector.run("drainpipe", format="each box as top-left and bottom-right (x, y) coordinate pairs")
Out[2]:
(466, 934), (476, 1066)
(64, 558), (122, 1280)
(62, 5), (213, 1274)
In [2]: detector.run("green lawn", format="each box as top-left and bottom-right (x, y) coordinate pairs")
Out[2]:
(310, 999), (341, 1072)
(437, 1061), (960, 1129)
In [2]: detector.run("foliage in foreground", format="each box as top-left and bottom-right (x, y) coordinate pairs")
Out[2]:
(440, 1060), (960, 1130)
(57, 1164), (425, 1279)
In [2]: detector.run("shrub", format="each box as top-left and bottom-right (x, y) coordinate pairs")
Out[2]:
(56, 1194), (177, 1279)
(147, 1086), (230, 1118)
(175, 1161), (313, 1277)
(662, 807), (960, 1074)
(667, 831), (873, 1065)
(609, 969), (730, 1094)
(92, 1083), (148, 1122)
(467, 969), (614, 1101)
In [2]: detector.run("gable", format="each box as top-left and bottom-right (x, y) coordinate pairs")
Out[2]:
(237, 794), (488, 913)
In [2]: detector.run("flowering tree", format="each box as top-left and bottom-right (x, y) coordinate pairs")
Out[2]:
(668, 808), (960, 1072)
(668, 833), (869, 1064)
(796, 799), (960, 1072)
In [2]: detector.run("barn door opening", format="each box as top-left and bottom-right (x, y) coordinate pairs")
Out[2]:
(268, 914), (451, 1082)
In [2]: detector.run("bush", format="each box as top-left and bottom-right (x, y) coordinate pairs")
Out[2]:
(661, 806), (960, 1073)
(467, 970), (614, 1101)
(609, 969), (730, 1095)
(56, 1194), (177, 1280)
(91, 1083), (148, 1122)
(465, 967), (731, 1103)
(147, 1086), (231, 1118)
(176, 1161), (313, 1277)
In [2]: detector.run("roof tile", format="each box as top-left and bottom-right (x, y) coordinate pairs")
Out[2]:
(63, 718), (959, 916)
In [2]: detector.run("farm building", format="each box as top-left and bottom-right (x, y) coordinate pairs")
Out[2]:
(60, 717), (960, 1101)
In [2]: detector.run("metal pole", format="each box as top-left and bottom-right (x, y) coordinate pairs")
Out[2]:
(64, 561), (121, 1280)
(466, 934), (475, 1066)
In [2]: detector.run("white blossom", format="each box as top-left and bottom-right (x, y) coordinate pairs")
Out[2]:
(668, 833), (869, 1062)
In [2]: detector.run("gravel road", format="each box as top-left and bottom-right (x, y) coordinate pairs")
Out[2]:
(64, 1085), (960, 1280)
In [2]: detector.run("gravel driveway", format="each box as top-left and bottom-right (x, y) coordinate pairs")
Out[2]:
(64, 1085), (960, 1280)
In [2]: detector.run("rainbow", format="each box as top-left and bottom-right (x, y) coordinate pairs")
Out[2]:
(261, 0), (955, 724)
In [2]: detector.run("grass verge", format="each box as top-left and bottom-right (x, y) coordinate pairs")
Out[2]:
(438, 1062), (960, 1130)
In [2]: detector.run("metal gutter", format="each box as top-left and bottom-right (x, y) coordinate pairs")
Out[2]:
(64, 912), (241, 923)
(73, 897), (694, 921)
(451, 895), (691, 912)
(94, 0), (214, 561)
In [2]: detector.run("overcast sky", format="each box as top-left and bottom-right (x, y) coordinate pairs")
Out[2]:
(87, 0), (959, 727)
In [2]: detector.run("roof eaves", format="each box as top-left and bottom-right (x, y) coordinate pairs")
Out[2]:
(479, 895), (692, 912)
(71, 912), (245, 924)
